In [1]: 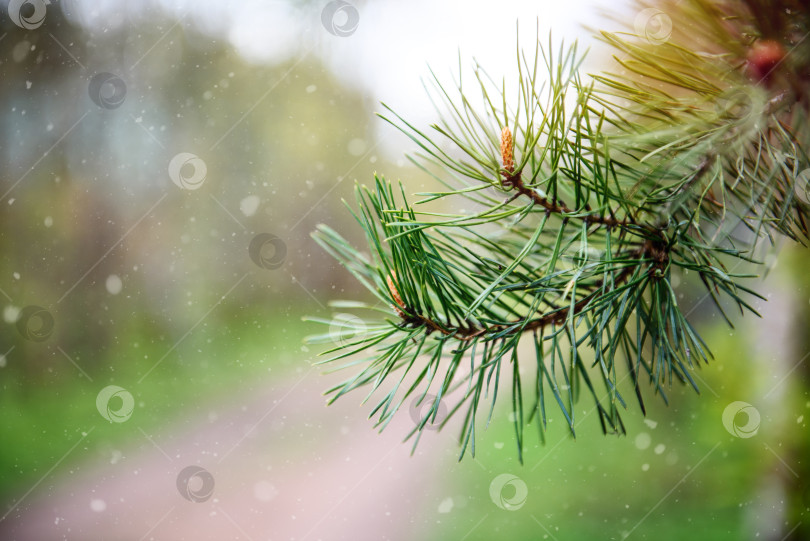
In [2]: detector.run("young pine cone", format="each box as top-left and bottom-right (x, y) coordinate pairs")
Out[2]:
(501, 126), (515, 173)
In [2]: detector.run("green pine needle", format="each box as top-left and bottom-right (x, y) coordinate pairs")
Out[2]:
(306, 1), (810, 462)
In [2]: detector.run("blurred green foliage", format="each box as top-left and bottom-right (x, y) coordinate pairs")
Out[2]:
(0, 6), (385, 499)
(0, 4), (807, 540)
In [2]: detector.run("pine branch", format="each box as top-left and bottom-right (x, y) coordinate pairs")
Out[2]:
(306, 0), (810, 462)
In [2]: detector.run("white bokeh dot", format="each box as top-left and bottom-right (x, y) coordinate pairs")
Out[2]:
(347, 138), (366, 156)
(253, 480), (278, 502)
(106, 274), (123, 295)
(635, 432), (651, 450)
(240, 195), (260, 217)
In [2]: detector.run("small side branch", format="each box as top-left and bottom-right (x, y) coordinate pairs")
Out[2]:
(395, 243), (658, 342)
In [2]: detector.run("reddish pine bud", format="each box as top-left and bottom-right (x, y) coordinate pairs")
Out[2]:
(747, 40), (785, 82)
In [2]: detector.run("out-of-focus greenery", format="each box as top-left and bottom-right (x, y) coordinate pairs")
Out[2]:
(0, 4), (807, 540)
(420, 328), (758, 540)
(0, 5), (385, 500)
(0, 309), (305, 497)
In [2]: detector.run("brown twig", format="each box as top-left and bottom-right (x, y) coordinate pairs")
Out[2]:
(396, 243), (656, 342)
(501, 169), (633, 229)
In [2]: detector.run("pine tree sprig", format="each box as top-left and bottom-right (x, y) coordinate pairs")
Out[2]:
(306, 0), (810, 462)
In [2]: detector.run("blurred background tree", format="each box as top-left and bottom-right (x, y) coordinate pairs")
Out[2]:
(0, 1), (807, 540)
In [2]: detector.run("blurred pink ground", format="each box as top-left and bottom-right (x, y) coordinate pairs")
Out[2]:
(0, 370), (457, 540)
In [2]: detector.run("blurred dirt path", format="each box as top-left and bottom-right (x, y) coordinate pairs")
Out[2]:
(0, 369), (458, 540)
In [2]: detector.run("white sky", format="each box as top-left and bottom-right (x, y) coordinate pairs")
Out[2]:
(64, 1), (625, 98)
(60, 0), (631, 155)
